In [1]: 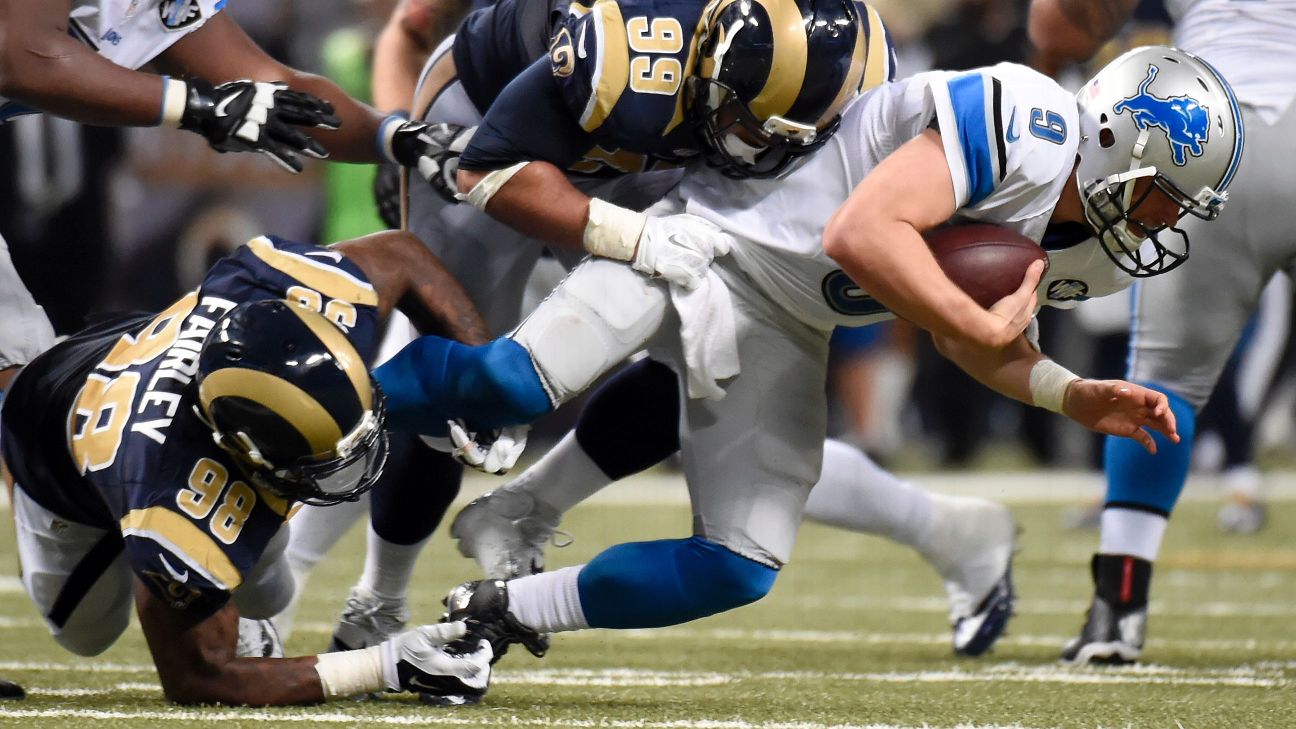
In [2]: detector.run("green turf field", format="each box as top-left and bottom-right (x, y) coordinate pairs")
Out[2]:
(1, 472), (1293, 729)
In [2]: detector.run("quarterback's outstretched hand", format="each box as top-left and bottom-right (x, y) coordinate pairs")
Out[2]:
(634, 213), (733, 290)
(1063, 379), (1179, 454)
(382, 622), (492, 697)
(179, 79), (340, 173)
(385, 121), (476, 203)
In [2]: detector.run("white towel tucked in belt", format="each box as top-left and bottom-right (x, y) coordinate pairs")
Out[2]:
(670, 268), (739, 400)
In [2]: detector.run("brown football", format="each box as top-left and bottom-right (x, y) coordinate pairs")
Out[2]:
(925, 224), (1049, 308)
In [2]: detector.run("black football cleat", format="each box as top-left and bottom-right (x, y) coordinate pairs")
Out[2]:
(1061, 554), (1151, 665)
(443, 579), (549, 662)
(0, 678), (24, 700)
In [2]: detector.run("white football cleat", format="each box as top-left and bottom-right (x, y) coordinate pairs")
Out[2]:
(919, 495), (1017, 656)
(236, 617), (284, 658)
(327, 586), (410, 652)
(450, 488), (568, 579)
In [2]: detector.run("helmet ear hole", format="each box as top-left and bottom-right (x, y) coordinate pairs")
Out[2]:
(1099, 128), (1116, 148)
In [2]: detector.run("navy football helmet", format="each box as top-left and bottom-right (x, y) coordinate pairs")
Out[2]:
(195, 299), (388, 506)
(690, 0), (894, 178)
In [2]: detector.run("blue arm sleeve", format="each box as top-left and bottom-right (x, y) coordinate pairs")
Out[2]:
(373, 336), (553, 435)
(458, 57), (596, 171)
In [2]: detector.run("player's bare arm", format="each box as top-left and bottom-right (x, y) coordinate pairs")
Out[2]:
(154, 14), (388, 163)
(823, 129), (1043, 349)
(0, 0), (185, 125)
(458, 163), (591, 251)
(933, 332), (1178, 454)
(333, 231), (492, 344)
(135, 580), (327, 706)
(1028, 0), (1139, 73)
(373, 0), (473, 112)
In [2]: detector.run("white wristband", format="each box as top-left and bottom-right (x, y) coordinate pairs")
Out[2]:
(376, 114), (408, 164)
(314, 646), (386, 699)
(1029, 359), (1080, 413)
(159, 77), (187, 128)
(583, 198), (647, 262)
(462, 161), (529, 210)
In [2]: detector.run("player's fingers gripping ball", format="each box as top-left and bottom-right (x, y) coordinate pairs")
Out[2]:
(925, 224), (1050, 308)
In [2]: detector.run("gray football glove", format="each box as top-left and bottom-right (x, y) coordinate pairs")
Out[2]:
(385, 121), (477, 204)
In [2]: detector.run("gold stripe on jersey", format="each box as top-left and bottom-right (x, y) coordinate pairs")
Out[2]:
(120, 507), (243, 590)
(750, 0), (809, 121)
(247, 237), (378, 307)
(579, 0), (630, 132)
(282, 301), (373, 412)
(861, 5), (891, 93)
(199, 368), (343, 455)
(255, 485), (293, 518)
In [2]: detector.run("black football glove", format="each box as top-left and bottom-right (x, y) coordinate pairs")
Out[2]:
(384, 121), (476, 204)
(179, 79), (341, 173)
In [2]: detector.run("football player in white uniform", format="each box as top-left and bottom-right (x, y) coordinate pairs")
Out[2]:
(0, 0), (480, 397)
(1031, 0), (1287, 665)
(368, 45), (1240, 685)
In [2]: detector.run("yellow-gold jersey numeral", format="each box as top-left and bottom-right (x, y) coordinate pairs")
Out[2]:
(286, 285), (358, 331)
(176, 458), (258, 544)
(626, 16), (683, 95)
(70, 372), (141, 474)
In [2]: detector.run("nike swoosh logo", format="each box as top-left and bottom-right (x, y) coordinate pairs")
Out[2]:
(159, 554), (190, 583)
(306, 250), (342, 262)
(577, 23), (588, 59)
(214, 94), (238, 119)
(407, 675), (473, 693)
(1005, 107), (1019, 142)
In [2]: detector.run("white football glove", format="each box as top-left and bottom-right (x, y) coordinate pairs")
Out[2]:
(421, 421), (530, 475)
(381, 621), (492, 697)
(633, 213), (733, 290)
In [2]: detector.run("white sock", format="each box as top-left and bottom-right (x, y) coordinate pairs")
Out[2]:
(273, 495), (369, 639)
(507, 565), (588, 633)
(507, 431), (613, 514)
(803, 439), (937, 550)
(1099, 508), (1168, 562)
(357, 526), (427, 603)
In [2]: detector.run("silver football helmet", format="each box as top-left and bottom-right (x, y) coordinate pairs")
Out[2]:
(1075, 46), (1244, 277)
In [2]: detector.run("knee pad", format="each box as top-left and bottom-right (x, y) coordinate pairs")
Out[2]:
(1104, 382), (1197, 515)
(578, 536), (778, 629)
(511, 260), (666, 405)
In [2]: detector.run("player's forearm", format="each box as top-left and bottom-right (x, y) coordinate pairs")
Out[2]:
(372, 20), (428, 113)
(932, 333), (1043, 406)
(162, 657), (328, 707)
(461, 163), (591, 251)
(824, 220), (995, 344)
(0, 36), (168, 126)
(372, 0), (472, 112)
(335, 232), (491, 345)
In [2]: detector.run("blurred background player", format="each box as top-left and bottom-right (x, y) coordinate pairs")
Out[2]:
(0, 230), (497, 704)
(371, 47), (1236, 692)
(1029, 0), (1292, 664)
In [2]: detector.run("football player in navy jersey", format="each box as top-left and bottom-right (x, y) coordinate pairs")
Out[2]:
(0, 230), (500, 706)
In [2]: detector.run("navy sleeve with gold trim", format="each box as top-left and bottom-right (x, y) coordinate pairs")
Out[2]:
(65, 235), (382, 617)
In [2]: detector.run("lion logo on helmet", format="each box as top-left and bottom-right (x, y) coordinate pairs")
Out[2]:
(1113, 65), (1210, 166)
